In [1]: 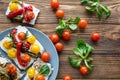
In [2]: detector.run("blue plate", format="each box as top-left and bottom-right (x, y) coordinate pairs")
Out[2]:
(0, 27), (59, 80)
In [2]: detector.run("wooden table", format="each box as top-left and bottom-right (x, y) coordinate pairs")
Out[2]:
(0, 0), (120, 80)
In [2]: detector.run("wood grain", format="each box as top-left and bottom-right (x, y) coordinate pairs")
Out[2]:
(0, 0), (120, 79)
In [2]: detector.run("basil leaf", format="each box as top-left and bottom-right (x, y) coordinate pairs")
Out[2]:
(73, 17), (80, 24)
(68, 56), (82, 68)
(80, 0), (89, 4)
(69, 24), (77, 30)
(76, 39), (85, 48)
(38, 64), (50, 76)
(59, 19), (65, 26)
(86, 58), (93, 63)
(56, 26), (65, 36)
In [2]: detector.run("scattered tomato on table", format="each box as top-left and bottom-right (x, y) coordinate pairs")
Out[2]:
(62, 30), (71, 40)
(49, 33), (59, 44)
(91, 32), (100, 42)
(55, 42), (64, 52)
(63, 75), (72, 80)
(78, 19), (88, 29)
(50, 0), (59, 10)
(56, 10), (64, 18)
(80, 66), (88, 75)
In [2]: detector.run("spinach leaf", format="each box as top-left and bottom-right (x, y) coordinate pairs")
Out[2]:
(69, 24), (77, 30)
(38, 64), (50, 76)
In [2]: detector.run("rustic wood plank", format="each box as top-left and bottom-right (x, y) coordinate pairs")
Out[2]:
(0, 0), (120, 24)
(57, 52), (120, 79)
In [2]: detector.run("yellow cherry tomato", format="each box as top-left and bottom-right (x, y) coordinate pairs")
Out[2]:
(26, 36), (36, 44)
(3, 40), (13, 49)
(9, 3), (18, 12)
(27, 67), (35, 78)
(7, 48), (16, 58)
(31, 44), (40, 54)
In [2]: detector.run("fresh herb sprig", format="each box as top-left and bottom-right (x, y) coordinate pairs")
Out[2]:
(68, 39), (94, 72)
(80, 0), (111, 20)
(56, 17), (80, 36)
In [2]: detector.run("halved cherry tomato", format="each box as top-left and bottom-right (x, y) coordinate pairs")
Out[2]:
(91, 32), (100, 42)
(41, 52), (51, 62)
(56, 10), (64, 18)
(18, 32), (26, 40)
(50, 0), (59, 10)
(35, 75), (45, 80)
(78, 19), (88, 29)
(26, 11), (35, 21)
(63, 75), (72, 80)
(55, 42), (64, 52)
(49, 33), (59, 44)
(62, 30), (71, 40)
(21, 54), (31, 63)
(79, 66), (88, 75)
(6, 64), (17, 75)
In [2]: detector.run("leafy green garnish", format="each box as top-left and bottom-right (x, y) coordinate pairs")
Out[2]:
(68, 56), (82, 68)
(80, 0), (111, 20)
(0, 67), (10, 79)
(68, 39), (94, 72)
(38, 64), (50, 76)
(56, 17), (80, 36)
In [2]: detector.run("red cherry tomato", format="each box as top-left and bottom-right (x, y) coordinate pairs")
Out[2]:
(26, 11), (35, 20)
(55, 42), (64, 52)
(5, 64), (17, 75)
(35, 75), (45, 80)
(62, 30), (71, 40)
(21, 54), (31, 63)
(50, 0), (59, 10)
(49, 34), (59, 44)
(56, 10), (64, 18)
(91, 32), (100, 41)
(79, 66), (88, 75)
(41, 52), (51, 62)
(63, 75), (72, 80)
(78, 19), (88, 29)
(18, 32), (26, 40)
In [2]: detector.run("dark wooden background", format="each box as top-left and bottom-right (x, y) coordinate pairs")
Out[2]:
(0, 0), (120, 80)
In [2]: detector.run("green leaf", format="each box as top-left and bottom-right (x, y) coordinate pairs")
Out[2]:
(86, 6), (96, 12)
(96, 8), (103, 20)
(68, 56), (82, 68)
(69, 24), (77, 30)
(56, 26), (65, 36)
(59, 19), (65, 26)
(73, 48), (84, 58)
(84, 59), (94, 71)
(38, 64), (50, 76)
(76, 39), (85, 48)
(73, 17), (80, 24)
(86, 58), (93, 63)
(80, 0), (89, 4)
(0, 68), (10, 79)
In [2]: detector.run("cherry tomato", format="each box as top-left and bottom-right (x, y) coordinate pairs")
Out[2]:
(62, 30), (71, 40)
(78, 19), (88, 29)
(18, 32), (26, 40)
(6, 64), (17, 75)
(21, 54), (31, 63)
(41, 52), (51, 62)
(63, 75), (72, 80)
(49, 34), (59, 44)
(55, 42), (64, 52)
(26, 11), (35, 20)
(56, 10), (64, 18)
(50, 0), (59, 10)
(91, 32), (100, 42)
(35, 75), (45, 80)
(79, 66), (88, 75)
